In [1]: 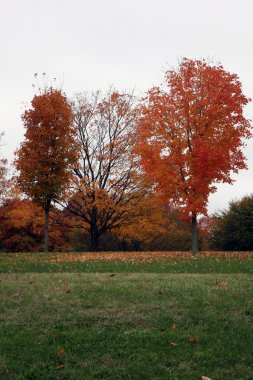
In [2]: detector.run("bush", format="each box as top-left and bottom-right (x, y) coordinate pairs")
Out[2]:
(210, 195), (253, 251)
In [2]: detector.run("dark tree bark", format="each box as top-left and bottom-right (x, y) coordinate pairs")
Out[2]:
(44, 199), (51, 253)
(191, 213), (198, 255)
(90, 209), (100, 251)
(90, 228), (99, 251)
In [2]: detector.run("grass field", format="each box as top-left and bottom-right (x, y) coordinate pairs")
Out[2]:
(0, 251), (252, 379)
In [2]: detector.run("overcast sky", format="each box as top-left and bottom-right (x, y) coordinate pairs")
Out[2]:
(0, 0), (252, 214)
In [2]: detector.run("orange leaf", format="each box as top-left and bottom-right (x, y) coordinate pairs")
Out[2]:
(56, 365), (65, 369)
(172, 323), (178, 332)
(12, 293), (21, 298)
(189, 335), (199, 343)
(218, 281), (228, 290)
(57, 348), (65, 357)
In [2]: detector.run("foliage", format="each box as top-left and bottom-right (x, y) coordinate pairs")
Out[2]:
(65, 201), (188, 252)
(16, 88), (77, 203)
(210, 194), (253, 250)
(0, 199), (71, 252)
(151, 206), (192, 251)
(15, 88), (78, 252)
(136, 58), (252, 252)
(66, 89), (160, 251)
(114, 193), (167, 248)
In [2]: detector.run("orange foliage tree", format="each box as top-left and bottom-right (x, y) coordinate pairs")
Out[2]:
(136, 58), (252, 253)
(15, 88), (78, 252)
(65, 89), (156, 251)
(0, 198), (71, 252)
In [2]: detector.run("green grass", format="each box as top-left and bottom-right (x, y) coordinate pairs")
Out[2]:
(0, 252), (252, 379)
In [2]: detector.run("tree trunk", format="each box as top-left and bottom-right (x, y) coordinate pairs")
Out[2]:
(90, 207), (100, 252)
(44, 199), (51, 253)
(90, 228), (99, 252)
(191, 213), (198, 255)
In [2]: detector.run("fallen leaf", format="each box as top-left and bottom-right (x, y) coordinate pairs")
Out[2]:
(65, 289), (71, 293)
(56, 364), (65, 369)
(172, 323), (178, 332)
(12, 293), (20, 298)
(201, 376), (211, 380)
(189, 335), (199, 343)
(57, 348), (65, 357)
(170, 342), (178, 347)
(109, 273), (116, 277)
(218, 281), (228, 290)
(159, 287), (164, 295)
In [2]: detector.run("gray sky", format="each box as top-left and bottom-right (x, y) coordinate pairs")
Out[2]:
(0, 0), (252, 214)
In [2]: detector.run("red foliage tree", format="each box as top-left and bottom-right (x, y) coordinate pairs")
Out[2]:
(15, 88), (78, 252)
(136, 58), (252, 253)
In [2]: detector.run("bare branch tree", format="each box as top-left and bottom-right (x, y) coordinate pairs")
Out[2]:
(64, 88), (147, 251)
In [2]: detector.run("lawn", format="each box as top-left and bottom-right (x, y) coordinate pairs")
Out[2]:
(0, 252), (252, 379)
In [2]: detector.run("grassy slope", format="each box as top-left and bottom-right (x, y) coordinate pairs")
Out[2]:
(0, 252), (252, 379)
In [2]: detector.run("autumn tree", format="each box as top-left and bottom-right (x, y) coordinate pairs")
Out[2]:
(136, 58), (252, 253)
(0, 198), (72, 252)
(15, 88), (78, 252)
(65, 89), (152, 251)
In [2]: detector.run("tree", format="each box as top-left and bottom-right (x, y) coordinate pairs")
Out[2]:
(0, 198), (72, 252)
(15, 88), (78, 252)
(65, 89), (150, 251)
(65, 193), (167, 252)
(210, 195), (253, 251)
(136, 58), (252, 253)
